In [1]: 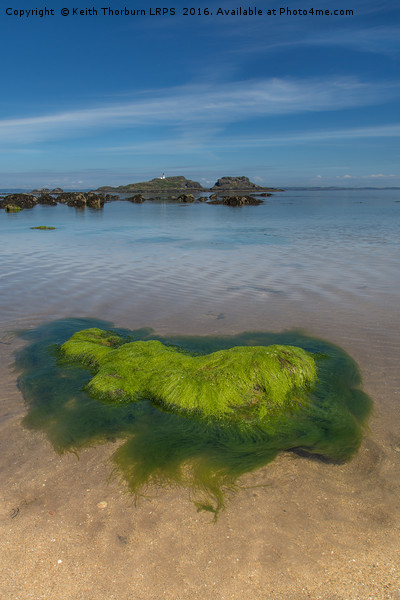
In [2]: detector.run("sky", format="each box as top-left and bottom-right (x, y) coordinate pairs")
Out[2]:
(0, 0), (399, 188)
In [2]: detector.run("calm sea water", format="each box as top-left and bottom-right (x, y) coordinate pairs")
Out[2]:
(1, 189), (399, 337)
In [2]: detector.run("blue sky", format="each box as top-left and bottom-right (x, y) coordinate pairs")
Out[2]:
(0, 0), (399, 188)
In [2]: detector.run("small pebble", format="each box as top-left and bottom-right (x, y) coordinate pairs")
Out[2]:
(97, 501), (108, 509)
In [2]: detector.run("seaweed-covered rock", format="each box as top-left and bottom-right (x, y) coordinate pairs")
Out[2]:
(197, 196), (208, 202)
(18, 321), (372, 514)
(209, 195), (263, 206)
(126, 194), (145, 203)
(61, 328), (317, 427)
(86, 192), (105, 209)
(56, 192), (87, 207)
(68, 193), (87, 207)
(57, 192), (77, 204)
(177, 193), (195, 203)
(51, 187), (64, 194)
(0, 193), (37, 210)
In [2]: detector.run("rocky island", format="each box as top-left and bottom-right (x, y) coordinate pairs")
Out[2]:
(211, 176), (283, 192)
(96, 175), (283, 194)
(97, 175), (204, 194)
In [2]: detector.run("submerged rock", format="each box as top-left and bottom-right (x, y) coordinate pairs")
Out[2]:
(61, 328), (317, 427)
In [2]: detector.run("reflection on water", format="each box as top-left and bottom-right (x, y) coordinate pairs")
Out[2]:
(15, 318), (372, 515)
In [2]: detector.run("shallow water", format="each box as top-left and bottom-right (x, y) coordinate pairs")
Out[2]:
(1, 190), (399, 336)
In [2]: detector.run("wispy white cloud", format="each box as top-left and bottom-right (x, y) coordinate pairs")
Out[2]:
(221, 124), (400, 146)
(235, 25), (400, 55)
(96, 123), (400, 155)
(301, 26), (400, 54)
(0, 77), (398, 145)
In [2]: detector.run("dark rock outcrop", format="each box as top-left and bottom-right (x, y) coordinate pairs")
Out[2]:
(57, 192), (105, 208)
(0, 193), (37, 209)
(209, 195), (263, 206)
(51, 188), (64, 194)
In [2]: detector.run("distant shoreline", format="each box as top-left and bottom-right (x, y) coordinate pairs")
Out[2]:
(1, 186), (399, 195)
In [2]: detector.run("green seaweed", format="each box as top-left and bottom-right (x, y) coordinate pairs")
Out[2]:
(61, 328), (317, 427)
(15, 319), (372, 515)
(5, 204), (22, 212)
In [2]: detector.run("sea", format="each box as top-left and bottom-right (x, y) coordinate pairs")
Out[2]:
(1, 188), (399, 598)
(1, 188), (399, 335)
